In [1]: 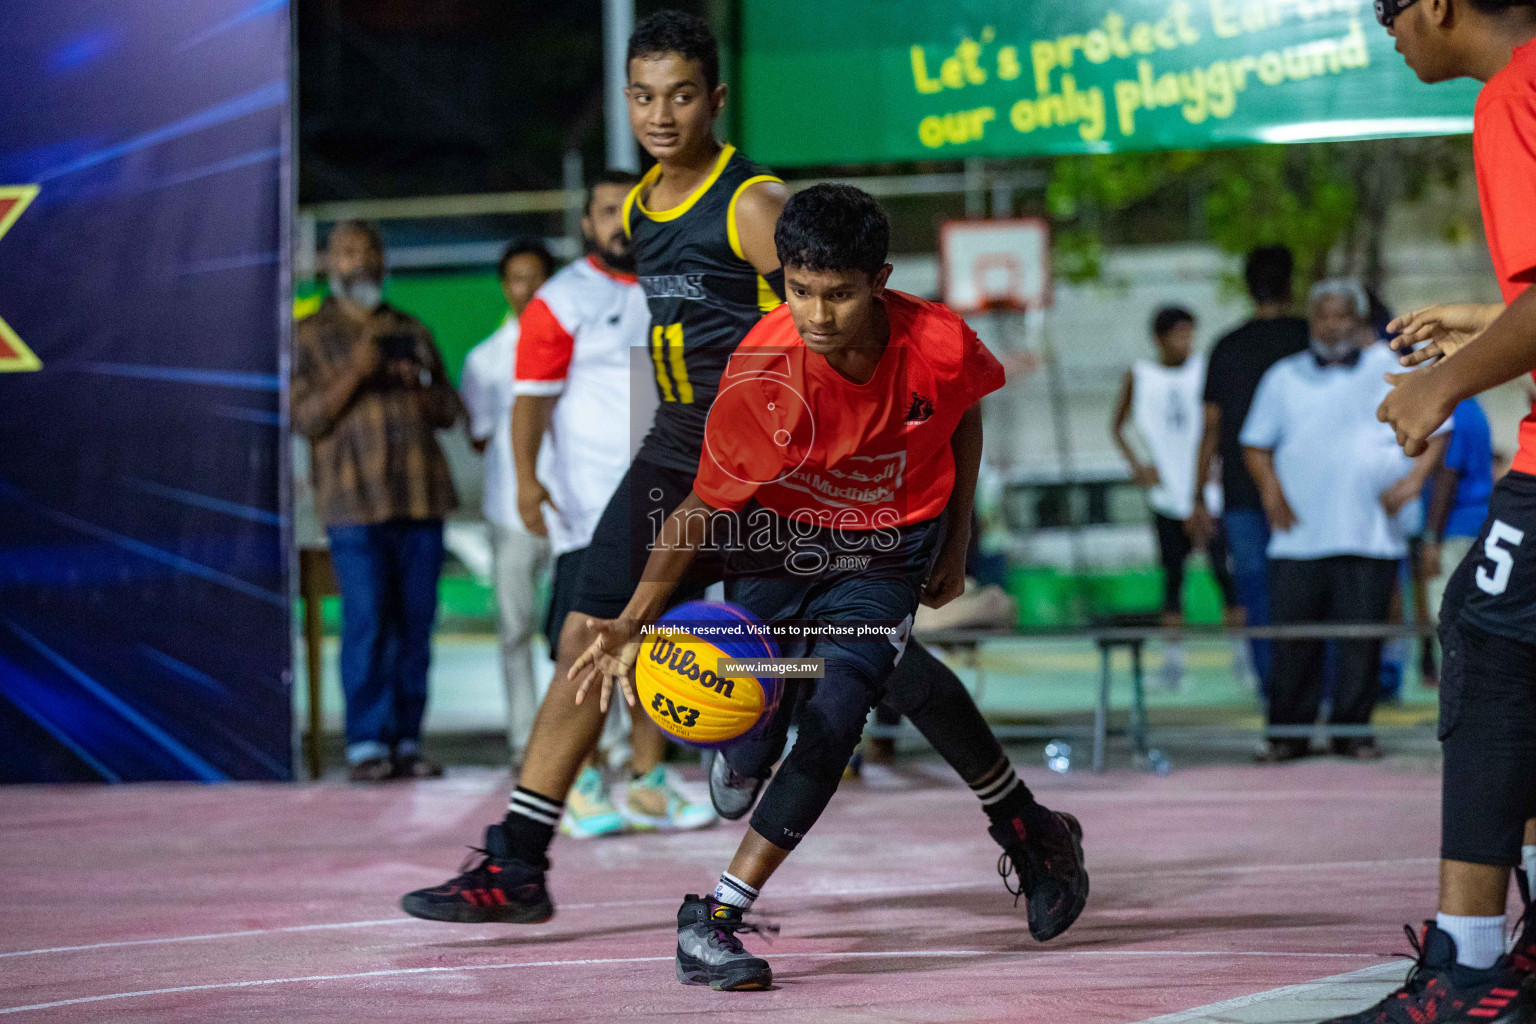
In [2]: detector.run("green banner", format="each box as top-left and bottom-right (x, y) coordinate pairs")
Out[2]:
(738, 0), (1480, 166)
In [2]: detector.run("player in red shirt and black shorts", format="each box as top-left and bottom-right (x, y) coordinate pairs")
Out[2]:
(403, 12), (1087, 945)
(569, 184), (1089, 992)
(1322, 2), (1536, 1021)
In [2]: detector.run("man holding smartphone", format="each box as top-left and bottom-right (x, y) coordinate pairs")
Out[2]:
(293, 220), (464, 783)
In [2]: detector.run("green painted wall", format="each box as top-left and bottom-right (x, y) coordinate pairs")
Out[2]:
(384, 273), (509, 385)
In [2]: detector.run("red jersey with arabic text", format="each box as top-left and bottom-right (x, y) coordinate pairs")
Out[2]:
(694, 290), (1005, 528)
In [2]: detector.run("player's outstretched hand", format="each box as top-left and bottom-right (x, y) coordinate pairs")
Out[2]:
(1378, 366), (1456, 458)
(1387, 303), (1501, 367)
(921, 545), (967, 609)
(569, 617), (641, 712)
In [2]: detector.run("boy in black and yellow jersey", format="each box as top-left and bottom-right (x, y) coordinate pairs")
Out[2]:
(402, 13), (1087, 949)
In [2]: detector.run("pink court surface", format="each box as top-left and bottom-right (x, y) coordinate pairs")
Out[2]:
(1, 760), (1438, 1022)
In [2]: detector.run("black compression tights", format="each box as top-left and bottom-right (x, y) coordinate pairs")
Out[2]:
(885, 641), (1008, 785)
(736, 643), (1016, 851)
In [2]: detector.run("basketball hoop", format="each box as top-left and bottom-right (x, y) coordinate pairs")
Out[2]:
(940, 218), (1051, 315)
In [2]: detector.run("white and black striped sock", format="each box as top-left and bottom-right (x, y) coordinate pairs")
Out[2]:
(713, 871), (760, 910)
(970, 758), (1023, 808)
(501, 786), (564, 864)
(507, 786), (563, 828)
(970, 757), (1051, 840)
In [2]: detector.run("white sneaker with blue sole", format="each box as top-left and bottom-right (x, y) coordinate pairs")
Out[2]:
(559, 766), (625, 838)
(623, 766), (716, 831)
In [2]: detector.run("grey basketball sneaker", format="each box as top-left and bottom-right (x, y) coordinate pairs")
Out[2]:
(675, 894), (774, 991)
(708, 751), (767, 821)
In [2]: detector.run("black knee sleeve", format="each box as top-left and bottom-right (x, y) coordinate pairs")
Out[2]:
(749, 663), (877, 851)
(1439, 621), (1536, 867)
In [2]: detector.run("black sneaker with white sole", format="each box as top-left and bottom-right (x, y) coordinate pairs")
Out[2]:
(399, 824), (553, 924)
(709, 751), (767, 822)
(675, 894), (774, 991)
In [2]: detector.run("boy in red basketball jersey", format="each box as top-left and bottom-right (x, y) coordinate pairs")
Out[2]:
(1320, 2), (1536, 1021)
(571, 184), (1088, 991)
(403, 12), (1087, 940)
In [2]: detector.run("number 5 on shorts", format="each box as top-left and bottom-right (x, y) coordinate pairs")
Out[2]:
(1476, 519), (1525, 596)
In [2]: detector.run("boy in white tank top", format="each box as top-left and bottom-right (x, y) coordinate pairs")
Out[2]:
(1112, 307), (1245, 689)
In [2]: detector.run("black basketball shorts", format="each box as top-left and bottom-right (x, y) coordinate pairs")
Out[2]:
(1437, 471), (1536, 867)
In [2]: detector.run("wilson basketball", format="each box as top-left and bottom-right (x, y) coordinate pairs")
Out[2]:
(633, 600), (783, 749)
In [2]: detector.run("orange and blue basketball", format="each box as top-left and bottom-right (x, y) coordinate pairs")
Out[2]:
(633, 600), (782, 749)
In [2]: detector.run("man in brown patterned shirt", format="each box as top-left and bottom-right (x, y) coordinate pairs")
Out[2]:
(293, 220), (462, 782)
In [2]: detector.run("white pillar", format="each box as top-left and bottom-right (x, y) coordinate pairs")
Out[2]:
(563, 148), (585, 249)
(964, 158), (985, 219)
(295, 212), (318, 281)
(604, 0), (639, 172)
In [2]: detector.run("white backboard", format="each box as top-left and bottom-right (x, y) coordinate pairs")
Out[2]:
(940, 218), (1052, 313)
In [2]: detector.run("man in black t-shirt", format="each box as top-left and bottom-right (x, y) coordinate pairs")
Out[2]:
(1189, 246), (1309, 698)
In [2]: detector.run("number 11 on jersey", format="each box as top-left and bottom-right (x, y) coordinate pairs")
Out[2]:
(650, 323), (693, 403)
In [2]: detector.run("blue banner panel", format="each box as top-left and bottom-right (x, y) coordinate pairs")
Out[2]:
(0, 2), (291, 781)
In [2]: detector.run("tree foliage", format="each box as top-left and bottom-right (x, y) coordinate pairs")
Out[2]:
(1043, 136), (1472, 292)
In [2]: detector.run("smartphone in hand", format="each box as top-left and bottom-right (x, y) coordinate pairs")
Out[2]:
(376, 331), (416, 364)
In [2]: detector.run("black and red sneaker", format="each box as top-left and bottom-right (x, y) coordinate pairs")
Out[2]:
(400, 825), (553, 924)
(1320, 923), (1531, 1024)
(1511, 900), (1535, 979)
(990, 809), (1089, 941)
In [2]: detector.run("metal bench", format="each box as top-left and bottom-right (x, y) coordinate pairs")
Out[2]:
(916, 620), (1432, 774)
(919, 614), (1157, 773)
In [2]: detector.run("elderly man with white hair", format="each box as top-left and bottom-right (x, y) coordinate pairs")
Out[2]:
(1240, 279), (1448, 763)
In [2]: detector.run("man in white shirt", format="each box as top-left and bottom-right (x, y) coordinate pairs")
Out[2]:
(1241, 279), (1447, 763)
(461, 241), (554, 767)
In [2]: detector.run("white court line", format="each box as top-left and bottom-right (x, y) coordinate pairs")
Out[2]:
(1127, 961), (1408, 1024)
(989, 790), (1436, 805)
(0, 857), (1437, 960)
(0, 950), (1390, 1015)
(0, 919), (416, 960)
(1111, 857), (1438, 880)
